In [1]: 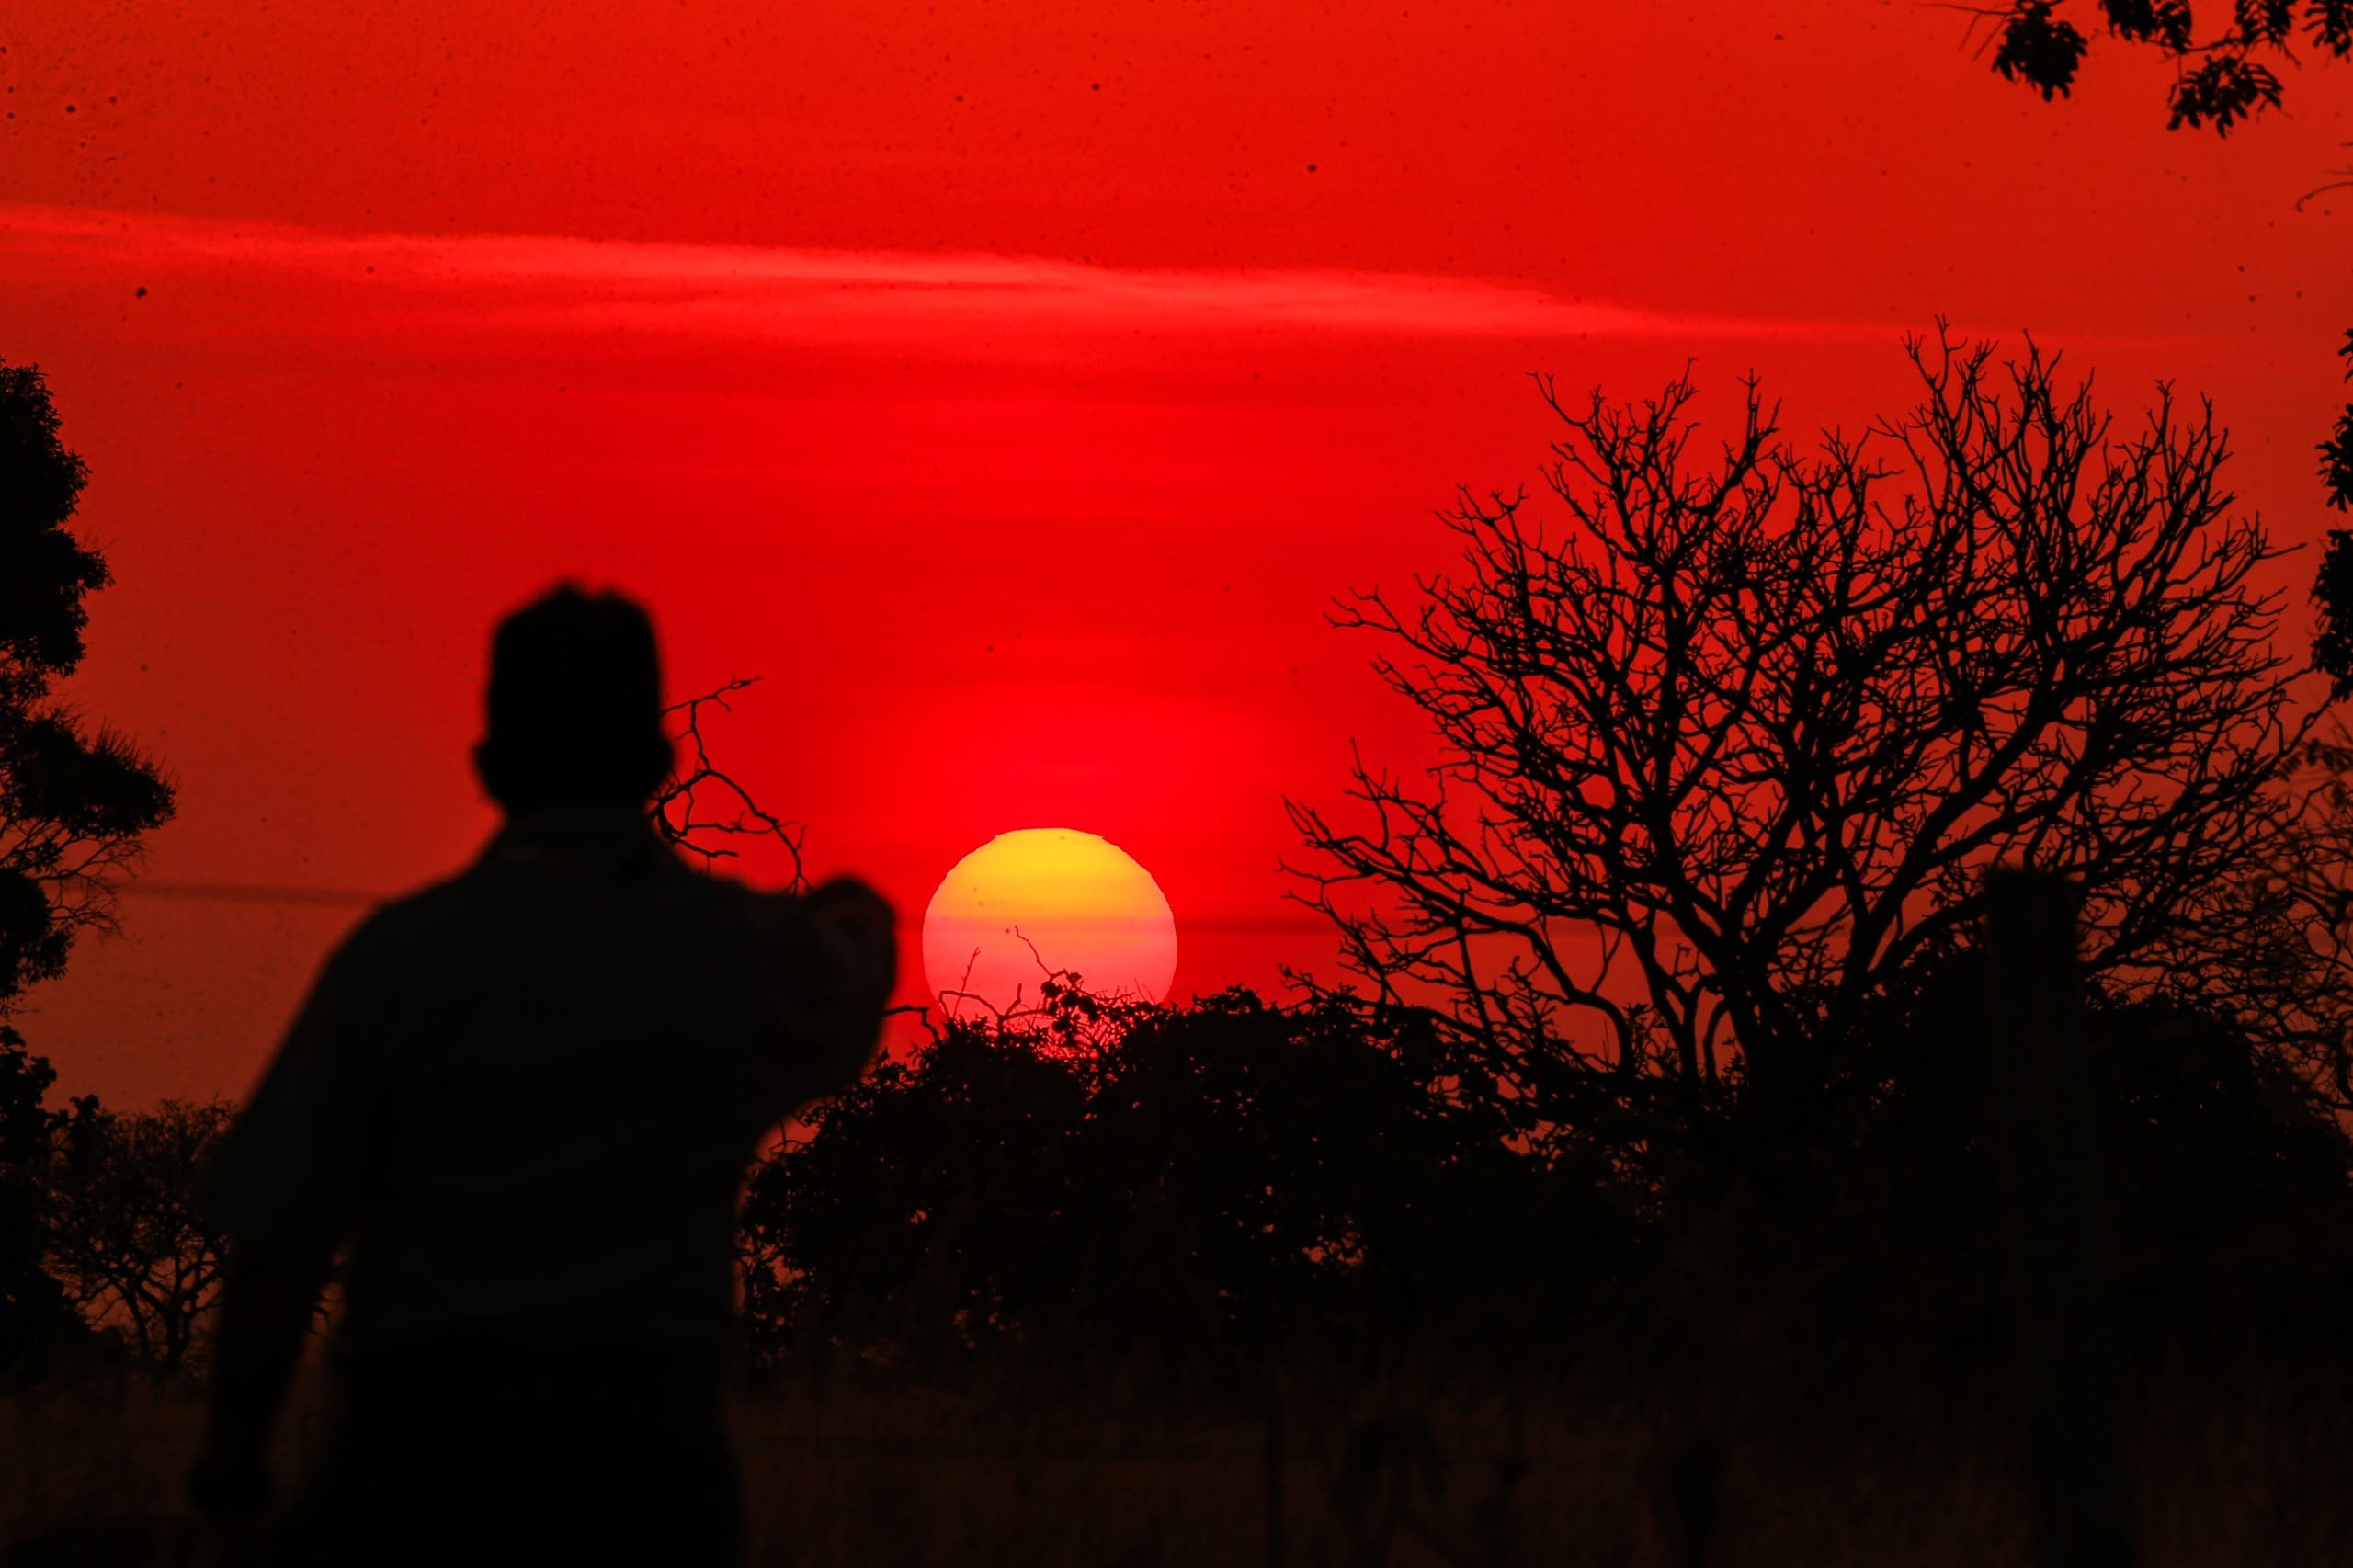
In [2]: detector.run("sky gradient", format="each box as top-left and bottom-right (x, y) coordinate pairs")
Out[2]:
(4, 0), (2347, 1102)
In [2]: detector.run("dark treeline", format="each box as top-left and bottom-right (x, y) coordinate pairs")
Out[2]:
(739, 985), (1624, 1365)
(733, 969), (2353, 1376)
(9, 963), (2353, 1386)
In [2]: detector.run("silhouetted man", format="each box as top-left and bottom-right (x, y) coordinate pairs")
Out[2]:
(188, 586), (894, 1566)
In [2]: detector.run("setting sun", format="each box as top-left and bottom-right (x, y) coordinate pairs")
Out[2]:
(921, 829), (1177, 1017)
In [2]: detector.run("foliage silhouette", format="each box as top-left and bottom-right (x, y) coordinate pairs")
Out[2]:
(0, 362), (175, 1008)
(2326, 329), (2353, 515)
(0, 1029), (84, 1381)
(2312, 334), (2353, 698)
(1973, 0), (2344, 131)
(722, 956), (2353, 1377)
(738, 985), (1633, 1364)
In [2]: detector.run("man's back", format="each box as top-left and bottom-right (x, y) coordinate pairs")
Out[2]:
(202, 806), (879, 1367)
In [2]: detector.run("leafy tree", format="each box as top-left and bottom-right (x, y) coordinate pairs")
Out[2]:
(745, 1010), (1096, 1357)
(1981, 0), (2347, 131)
(0, 362), (174, 1004)
(1075, 990), (1621, 1337)
(40, 1098), (233, 1376)
(0, 361), (174, 1376)
(1288, 332), (2325, 1123)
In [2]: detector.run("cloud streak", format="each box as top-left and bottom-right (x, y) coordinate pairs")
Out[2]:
(2, 203), (1853, 348)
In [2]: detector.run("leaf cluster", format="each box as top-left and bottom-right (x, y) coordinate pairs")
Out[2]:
(2322, 331), (2353, 513)
(1984, 0), (2344, 131)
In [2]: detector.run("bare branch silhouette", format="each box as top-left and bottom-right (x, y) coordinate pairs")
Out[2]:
(931, 926), (1161, 1057)
(648, 676), (806, 888)
(1289, 328), (2334, 1118)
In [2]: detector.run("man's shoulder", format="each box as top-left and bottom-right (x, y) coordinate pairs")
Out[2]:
(311, 869), (484, 981)
(328, 855), (796, 969)
(375, 858), (509, 924)
(684, 870), (805, 941)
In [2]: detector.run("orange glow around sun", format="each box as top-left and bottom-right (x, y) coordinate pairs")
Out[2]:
(922, 829), (1177, 1017)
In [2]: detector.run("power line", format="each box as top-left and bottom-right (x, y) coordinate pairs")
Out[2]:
(119, 881), (381, 908)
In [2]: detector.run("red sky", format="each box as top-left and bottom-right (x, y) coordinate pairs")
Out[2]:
(3, 1), (2347, 1103)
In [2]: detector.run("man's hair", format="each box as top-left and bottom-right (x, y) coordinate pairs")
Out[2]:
(473, 585), (673, 812)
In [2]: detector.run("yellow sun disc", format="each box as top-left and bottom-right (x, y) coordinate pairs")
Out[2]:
(921, 828), (1177, 1017)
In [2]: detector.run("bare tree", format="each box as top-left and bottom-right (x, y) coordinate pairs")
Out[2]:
(1288, 331), (2324, 1115)
(41, 1098), (233, 1376)
(650, 676), (805, 888)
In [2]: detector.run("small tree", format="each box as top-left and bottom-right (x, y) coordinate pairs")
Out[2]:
(1289, 332), (2321, 1119)
(41, 1098), (234, 1376)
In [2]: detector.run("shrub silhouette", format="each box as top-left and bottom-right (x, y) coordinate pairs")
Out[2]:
(739, 986), (1635, 1362)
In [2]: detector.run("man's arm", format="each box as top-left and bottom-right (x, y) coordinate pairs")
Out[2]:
(785, 876), (898, 1097)
(188, 1237), (336, 1515)
(186, 926), (381, 1517)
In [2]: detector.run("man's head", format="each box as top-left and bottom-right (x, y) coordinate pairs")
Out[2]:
(473, 585), (673, 813)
